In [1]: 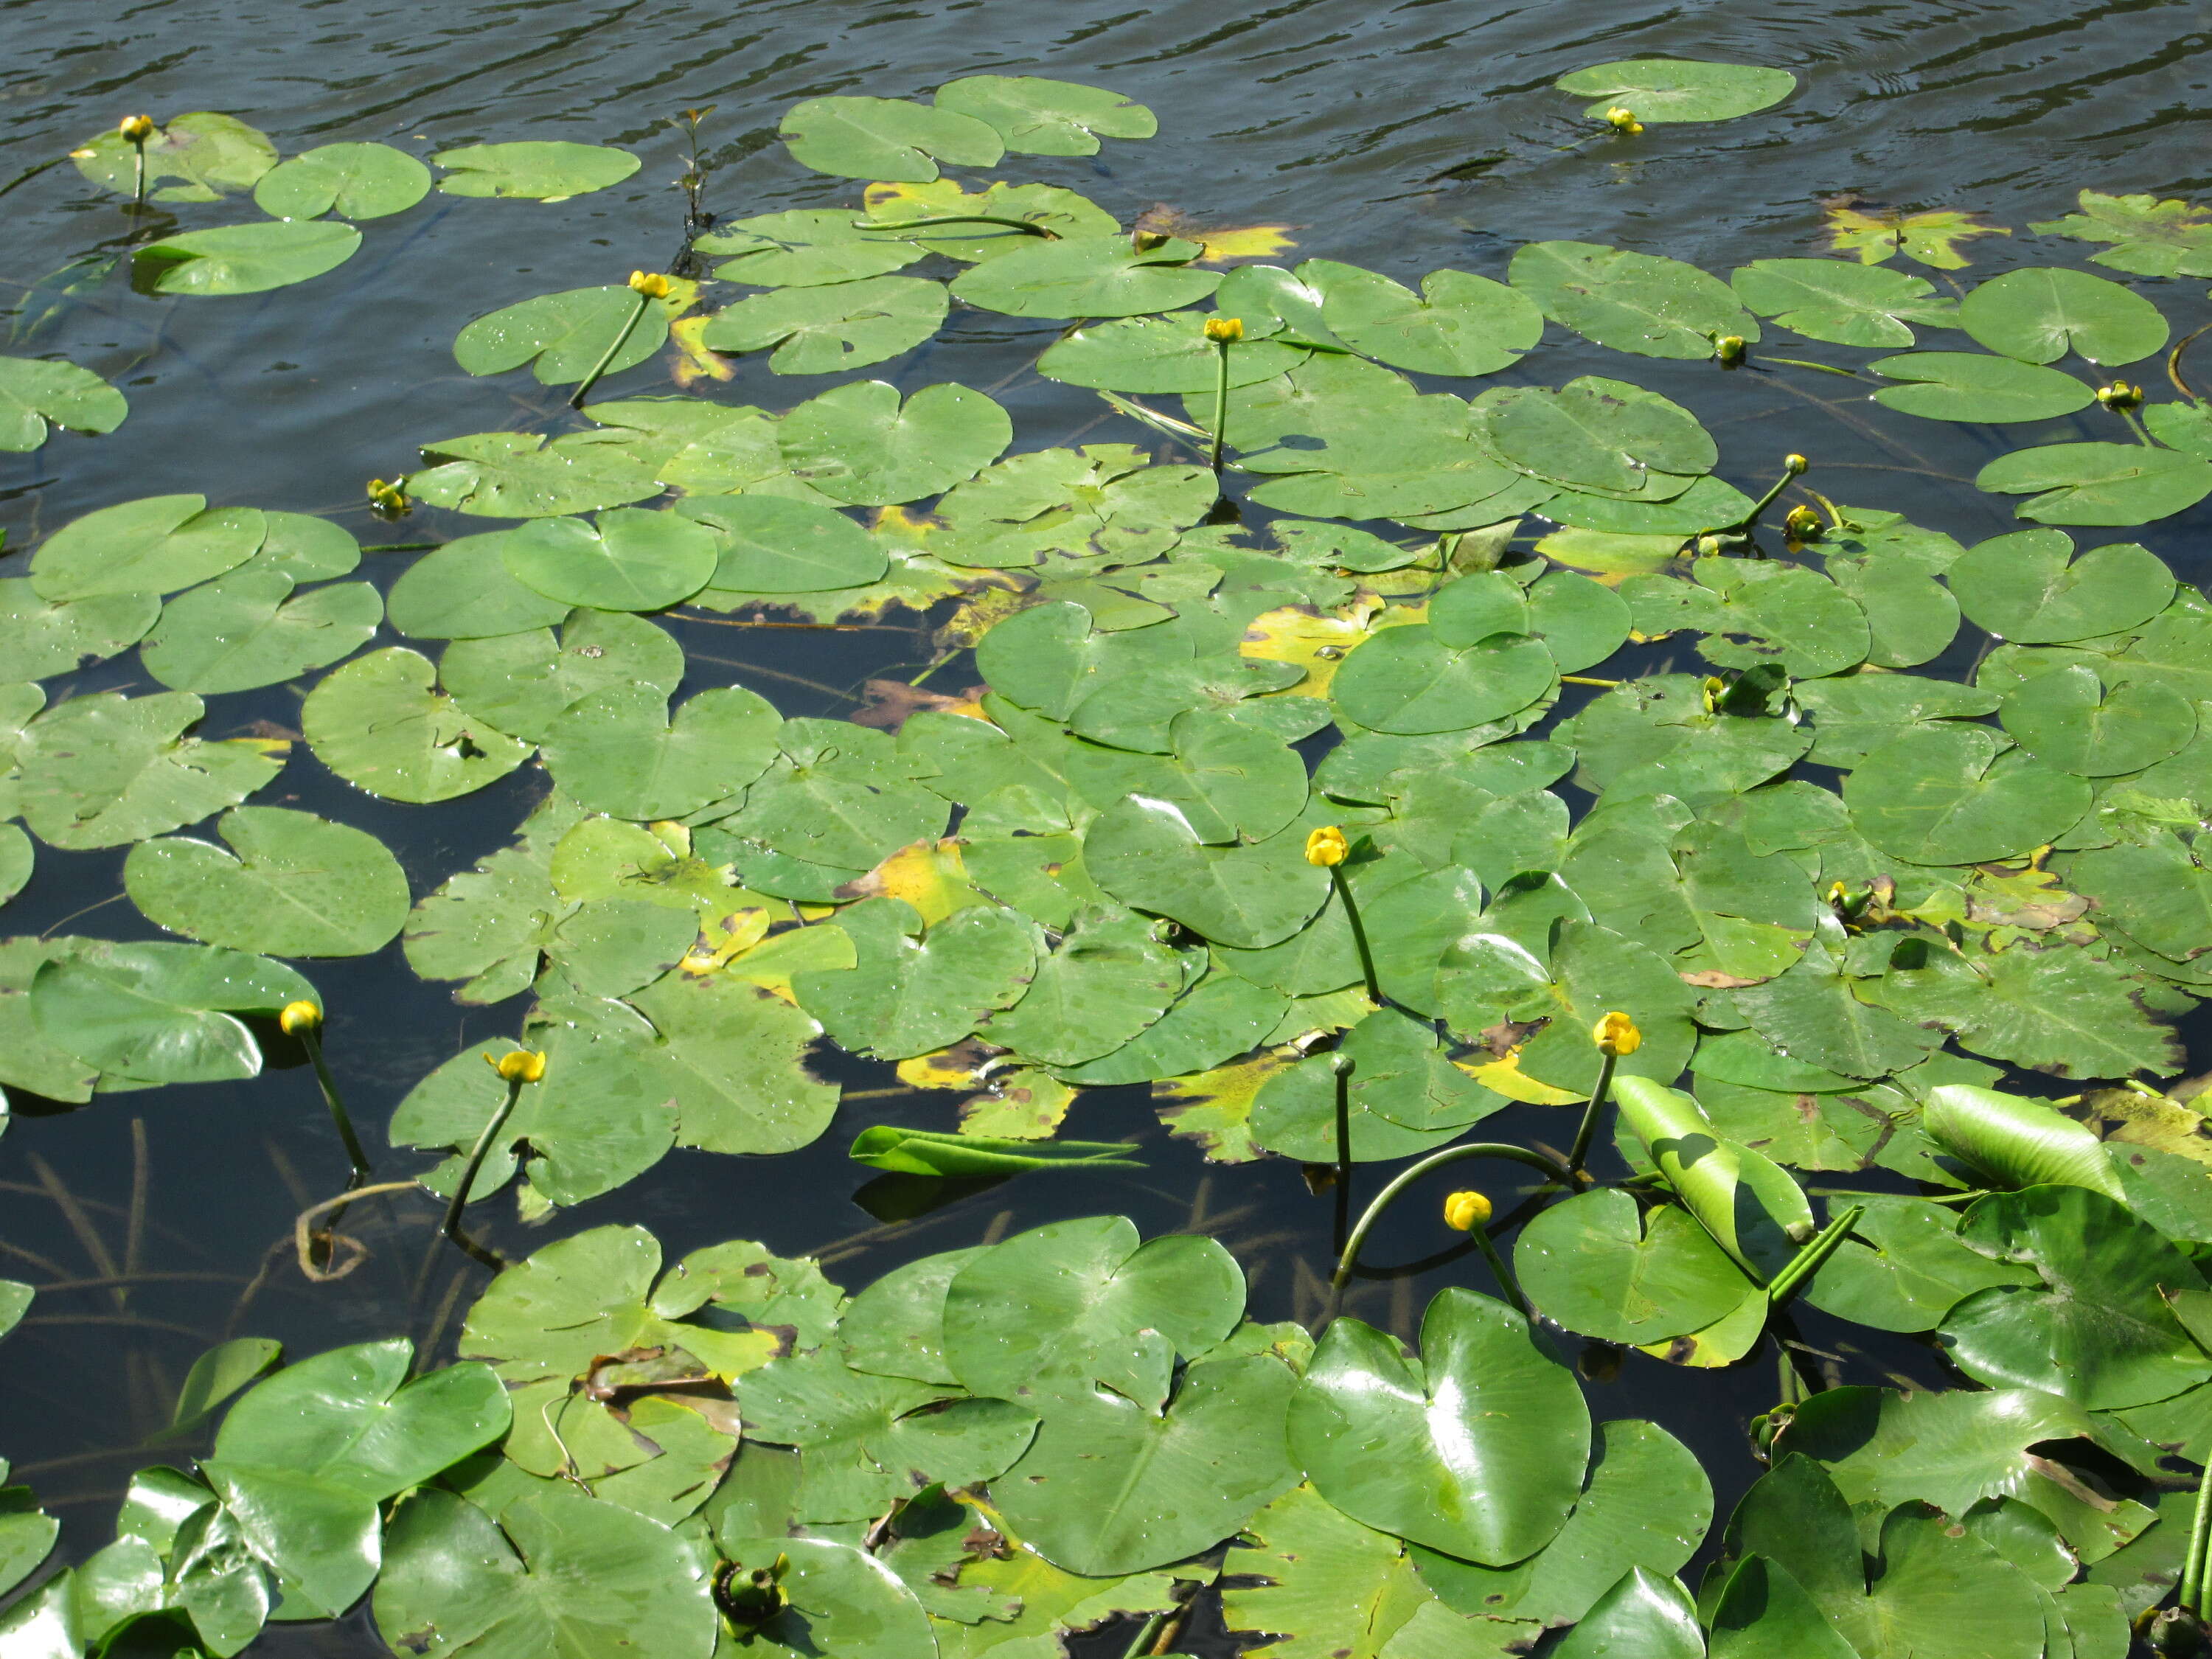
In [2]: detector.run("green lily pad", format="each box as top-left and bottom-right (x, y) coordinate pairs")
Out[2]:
(540, 683), (780, 819)
(1038, 313), (1311, 393)
(940, 451), (1214, 568)
(1085, 799), (1329, 950)
(454, 286), (670, 386)
(1998, 664), (2195, 776)
(1958, 266), (2169, 365)
(1555, 58), (1797, 122)
(1947, 529), (2175, 642)
(375, 1489), (714, 1658)
(1802, 1195), (2038, 1332)
(2070, 832), (2212, 963)
(677, 493), (886, 592)
(780, 96), (1004, 181)
(431, 141), (640, 200)
(1517, 1190), (1756, 1345)
(950, 236), (1222, 320)
(31, 939), (312, 1085)
(71, 111), (275, 203)
(1882, 936), (2181, 1079)
(848, 1127), (1141, 1176)
(991, 1354), (1298, 1576)
(124, 807), (410, 958)
(1330, 625), (1557, 734)
(7, 690), (283, 850)
(303, 648), (532, 804)
(0, 580), (159, 681)
(700, 276), (947, 375)
(695, 209), (929, 287)
(978, 903), (1191, 1065)
(1867, 352), (2096, 422)
(406, 430), (665, 518)
(0, 355), (128, 451)
(496, 508), (717, 611)
(1976, 442), (2212, 526)
(792, 896), (1040, 1060)
(1483, 378), (1716, 492)
(1920, 1083), (2124, 1198)
(1251, 1003), (1500, 1158)
(1941, 1186), (2212, 1408)
(2029, 189), (2212, 279)
(141, 571), (380, 693)
(251, 142), (430, 220)
(1826, 553), (1959, 668)
(386, 536), (575, 638)
(131, 221), (361, 296)
(1509, 242), (1757, 360)
(1304, 261), (1544, 377)
(30, 495), (264, 602)
(438, 609), (682, 743)
(1293, 1290), (1589, 1564)
(1844, 724), (2091, 863)
(932, 76), (1156, 154)
(1729, 259), (1955, 347)
(780, 380), (1011, 505)
(717, 1536), (937, 1659)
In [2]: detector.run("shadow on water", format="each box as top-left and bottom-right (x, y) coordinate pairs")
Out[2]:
(3, 0), (2211, 1650)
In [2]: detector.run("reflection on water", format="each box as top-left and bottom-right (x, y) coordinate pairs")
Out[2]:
(2, 0), (2209, 1648)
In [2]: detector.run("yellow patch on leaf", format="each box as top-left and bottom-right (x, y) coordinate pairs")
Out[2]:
(897, 1040), (995, 1093)
(1822, 198), (2010, 270)
(835, 838), (984, 925)
(1152, 1048), (1302, 1164)
(668, 313), (733, 387)
(720, 922), (855, 1003)
(936, 585), (1042, 654)
(1239, 599), (1383, 698)
(1453, 1050), (1585, 1106)
(681, 908), (773, 975)
(1133, 204), (1298, 265)
(961, 1067), (1074, 1140)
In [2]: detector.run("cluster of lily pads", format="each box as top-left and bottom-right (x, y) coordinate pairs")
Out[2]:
(8, 55), (2212, 1659)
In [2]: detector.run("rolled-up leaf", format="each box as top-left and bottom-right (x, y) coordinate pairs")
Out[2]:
(1613, 1075), (1815, 1279)
(1921, 1083), (2124, 1199)
(848, 1125), (1142, 1176)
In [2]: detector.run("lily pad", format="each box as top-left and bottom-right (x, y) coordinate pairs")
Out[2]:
(303, 648), (532, 804)
(141, 571), (380, 693)
(1845, 724), (2090, 863)
(1038, 313), (1312, 393)
(2029, 189), (2212, 279)
(695, 209), (929, 288)
(30, 495), (264, 602)
(1304, 261), (1544, 377)
(950, 236), (1222, 320)
(1516, 1189), (1756, 1345)
(437, 609), (684, 743)
(700, 276), (947, 375)
(431, 141), (640, 200)
(497, 509), (717, 611)
(1510, 242), (1757, 360)
(780, 380), (1012, 506)
(780, 96), (1004, 181)
(0, 356), (128, 451)
(1729, 260), (1955, 347)
(1957, 266), (2169, 365)
(0, 580), (159, 681)
(1555, 59), (1798, 122)
(791, 897), (1039, 1060)
(31, 939), (312, 1086)
(252, 142), (430, 220)
(124, 807), (409, 958)
(1085, 799), (1329, 950)
(932, 76), (1156, 155)
(1998, 664), (2194, 776)
(1330, 625), (1557, 734)
(407, 429), (665, 518)
(679, 493), (886, 592)
(1867, 352), (2096, 422)
(7, 690), (283, 850)
(540, 683), (780, 820)
(1947, 529), (2175, 642)
(131, 221), (361, 296)
(1976, 442), (2212, 526)
(454, 286), (671, 386)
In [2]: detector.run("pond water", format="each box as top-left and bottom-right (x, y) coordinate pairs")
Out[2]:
(4, 1), (2211, 1654)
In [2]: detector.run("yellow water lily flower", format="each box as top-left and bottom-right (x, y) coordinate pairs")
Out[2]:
(119, 115), (156, 142)
(1203, 316), (1244, 343)
(1304, 825), (1349, 867)
(1591, 1011), (1641, 1057)
(487, 1048), (548, 1083)
(628, 270), (673, 299)
(278, 1001), (321, 1035)
(1443, 1190), (1492, 1231)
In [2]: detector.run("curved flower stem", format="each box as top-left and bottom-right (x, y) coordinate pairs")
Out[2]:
(297, 1025), (372, 1189)
(1566, 1051), (1618, 1178)
(1208, 338), (1232, 475)
(848, 213), (1057, 237)
(1326, 1141), (1574, 1321)
(293, 1180), (422, 1284)
(568, 290), (653, 410)
(2182, 1458), (2212, 1617)
(442, 1077), (524, 1270)
(1731, 465), (1801, 533)
(2168, 321), (2212, 405)
(1333, 866), (1382, 1005)
(1764, 1204), (1863, 1304)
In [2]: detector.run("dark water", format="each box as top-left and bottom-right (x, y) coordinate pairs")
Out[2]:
(3, 0), (2211, 1649)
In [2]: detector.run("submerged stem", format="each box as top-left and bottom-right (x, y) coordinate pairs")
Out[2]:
(1326, 1141), (1574, 1321)
(442, 1078), (524, 1270)
(568, 290), (653, 410)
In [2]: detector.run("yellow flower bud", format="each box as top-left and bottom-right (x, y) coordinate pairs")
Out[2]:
(487, 1048), (548, 1083)
(1714, 334), (1746, 366)
(629, 270), (673, 299)
(1304, 825), (1349, 868)
(1591, 1011), (1641, 1057)
(1443, 1190), (1492, 1232)
(119, 115), (156, 143)
(1783, 504), (1823, 541)
(2095, 381), (2143, 411)
(1604, 107), (1644, 135)
(366, 477), (409, 517)
(278, 1001), (321, 1035)
(1701, 675), (1727, 714)
(1784, 453), (1809, 476)
(1204, 316), (1245, 344)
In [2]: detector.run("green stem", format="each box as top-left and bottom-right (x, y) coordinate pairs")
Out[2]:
(851, 213), (1057, 237)
(1208, 339), (1231, 475)
(130, 137), (147, 212)
(298, 1026), (372, 1189)
(1331, 1055), (1354, 1253)
(1733, 465), (1801, 533)
(1327, 1141), (1575, 1315)
(1333, 865), (1382, 1006)
(1760, 357), (1865, 380)
(1470, 1223), (1530, 1318)
(442, 1078), (523, 1270)
(2182, 1458), (2212, 1616)
(1567, 1051), (1618, 1177)
(359, 541), (439, 553)
(1765, 1205), (1863, 1304)
(2120, 406), (2156, 448)
(568, 291), (653, 410)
